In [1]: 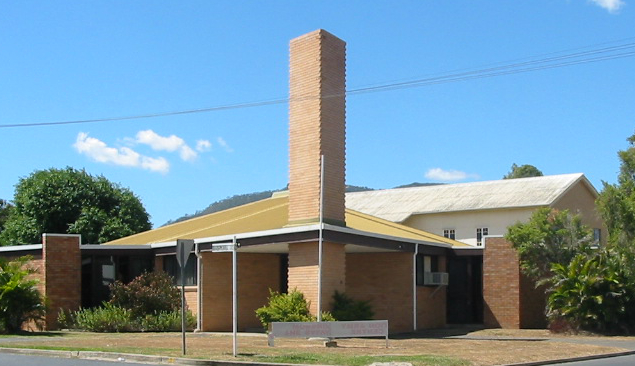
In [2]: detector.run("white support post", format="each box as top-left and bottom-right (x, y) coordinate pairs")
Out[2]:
(232, 236), (238, 357)
(317, 155), (325, 321)
(413, 244), (419, 331)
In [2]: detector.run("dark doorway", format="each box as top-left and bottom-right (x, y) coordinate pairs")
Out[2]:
(447, 255), (483, 324)
(279, 254), (289, 293)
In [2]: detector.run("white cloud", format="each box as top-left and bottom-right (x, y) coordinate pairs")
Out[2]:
(136, 130), (184, 152)
(74, 132), (170, 174)
(590, 0), (625, 13)
(140, 156), (170, 174)
(196, 139), (212, 152)
(424, 168), (479, 182)
(136, 129), (199, 162)
(217, 137), (233, 153)
(179, 145), (197, 162)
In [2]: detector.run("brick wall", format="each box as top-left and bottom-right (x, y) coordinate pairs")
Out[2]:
(184, 287), (198, 316)
(483, 236), (548, 329)
(0, 252), (45, 331)
(199, 252), (280, 331)
(483, 236), (520, 328)
(288, 241), (345, 315)
(519, 272), (548, 328)
(42, 234), (81, 329)
(346, 252), (416, 333)
(288, 29), (346, 225)
(417, 256), (447, 329)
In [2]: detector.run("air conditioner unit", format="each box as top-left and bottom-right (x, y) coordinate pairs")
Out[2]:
(423, 272), (449, 286)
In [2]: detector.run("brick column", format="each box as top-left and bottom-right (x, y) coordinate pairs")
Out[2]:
(288, 29), (347, 226)
(288, 241), (345, 315)
(483, 236), (521, 328)
(42, 233), (81, 329)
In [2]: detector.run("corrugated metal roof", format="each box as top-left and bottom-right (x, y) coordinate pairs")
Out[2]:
(106, 194), (467, 247)
(345, 173), (594, 223)
(107, 196), (290, 245)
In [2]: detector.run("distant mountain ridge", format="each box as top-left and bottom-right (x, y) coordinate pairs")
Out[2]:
(162, 182), (441, 226)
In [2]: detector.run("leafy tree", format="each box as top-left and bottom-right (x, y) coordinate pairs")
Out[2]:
(0, 199), (12, 235)
(0, 167), (151, 245)
(503, 163), (544, 179)
(506, 208), (594, 281)
(597, 133), (635, 247)
(0, 256), (45, 333)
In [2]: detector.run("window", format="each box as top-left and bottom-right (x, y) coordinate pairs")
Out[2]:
(163, 254), (197, 286)
(476, 227), (489, 246)
(443, 229), (456, 240)
(593, 228), (602, 246)
(416, 254), (439, 286)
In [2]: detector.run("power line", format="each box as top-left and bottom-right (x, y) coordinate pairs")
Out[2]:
(2, 40), (634, 129)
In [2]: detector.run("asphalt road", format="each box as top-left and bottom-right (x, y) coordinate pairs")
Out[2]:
(556, 354), (635, 366)
(0, 353), (152, 366)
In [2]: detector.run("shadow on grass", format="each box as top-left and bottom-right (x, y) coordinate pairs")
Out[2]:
(0, 331), (67, 338)
(391, 325), (485, 339)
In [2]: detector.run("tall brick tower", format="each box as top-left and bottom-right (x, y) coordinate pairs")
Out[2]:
(287, 29), (347, 314)
(288, 29), (346, 226)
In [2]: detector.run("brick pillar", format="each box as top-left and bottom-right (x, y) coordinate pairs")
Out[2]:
(288, 29), (346, 226)
(42, 233), (81, 329)
(288, 241), (345, 315)
(483, 236), (521, 328)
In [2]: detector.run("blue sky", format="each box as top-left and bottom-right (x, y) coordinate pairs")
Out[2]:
(1, 1), (634, 228)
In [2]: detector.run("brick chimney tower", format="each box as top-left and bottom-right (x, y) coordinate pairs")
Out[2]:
(287, 29), (347, 315)
(288, 29), (346, 226)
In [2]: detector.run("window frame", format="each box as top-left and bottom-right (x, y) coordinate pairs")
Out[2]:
(416, 254), (439, 286)
(443, 229), (456, 240)
(163, 253), (198, 286)
(476, 227), (489, 246)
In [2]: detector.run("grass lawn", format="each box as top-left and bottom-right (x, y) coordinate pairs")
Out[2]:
(0, 330), (630, 366)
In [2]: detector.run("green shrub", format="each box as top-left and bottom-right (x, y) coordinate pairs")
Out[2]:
(255, 289), (335, 330)
(0, 256), (45, 333)
(109, 271), (180, 318)
(67, 304), (195, 332)
(64, 270), (195, 333)
(139, 310), (196, 332)
(330, 291), (374, 321)
(547, 249), (635, 334)
(73, 303), (134, 332)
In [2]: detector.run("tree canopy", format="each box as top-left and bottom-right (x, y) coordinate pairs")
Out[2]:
(506, 207), (593, 281)
(597, 133), (635, 246)
(503, 163), (544, 179)
(0, 167), (151, 246)
(0, 199), (12, 236)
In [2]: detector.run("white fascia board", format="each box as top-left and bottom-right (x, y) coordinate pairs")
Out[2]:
(0, 244), (43, 252)
(80, 244), (153, 250)
(194, 224), (322, 245)
(323, 223), (453, 249)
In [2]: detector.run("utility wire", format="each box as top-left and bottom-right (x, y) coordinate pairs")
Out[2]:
(2, 41), (634, 129)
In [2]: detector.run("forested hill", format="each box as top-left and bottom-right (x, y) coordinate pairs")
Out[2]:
(162, 182), (441, 226)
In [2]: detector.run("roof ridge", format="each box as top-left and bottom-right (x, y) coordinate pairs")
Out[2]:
(346, 173), (585, 196)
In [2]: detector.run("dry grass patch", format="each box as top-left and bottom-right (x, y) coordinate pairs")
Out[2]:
(0, 331), (630, 366)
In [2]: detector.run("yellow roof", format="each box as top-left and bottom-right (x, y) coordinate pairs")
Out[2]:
(106, 194), (467, 247)
(346, 209), (468, 247)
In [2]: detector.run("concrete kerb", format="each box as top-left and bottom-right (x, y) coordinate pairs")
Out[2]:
(2, 339), (635, 366)
(0, 346), (317, 366)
